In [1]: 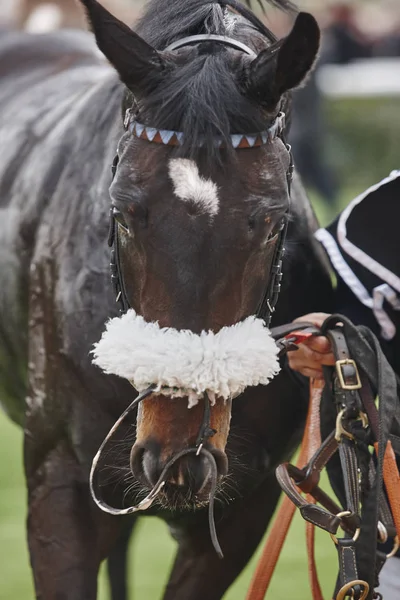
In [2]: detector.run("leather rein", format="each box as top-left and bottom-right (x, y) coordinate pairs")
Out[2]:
(247, 316), (400, 600)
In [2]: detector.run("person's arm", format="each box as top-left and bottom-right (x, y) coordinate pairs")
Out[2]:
(287, 313), (336, 379)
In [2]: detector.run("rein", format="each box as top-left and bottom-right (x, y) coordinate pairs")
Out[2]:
(90, 386), (224, 556)
(247, 316), (400, 600)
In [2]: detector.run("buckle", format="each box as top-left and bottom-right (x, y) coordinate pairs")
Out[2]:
(330, 511), (360, 545)
(336, 580), (369, 600)
(336, 359), (362, 390)
(124, 108), (133, 129)
(386, 535), (400, 559)
(335, 409), (368, 442)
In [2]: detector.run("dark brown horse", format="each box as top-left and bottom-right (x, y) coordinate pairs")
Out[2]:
(0, 1), (333, 598)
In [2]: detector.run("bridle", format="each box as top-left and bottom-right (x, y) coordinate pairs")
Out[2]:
(108, 36), (294, 322)
(108, 106), (292, 323)
(92, 33), (294, 557)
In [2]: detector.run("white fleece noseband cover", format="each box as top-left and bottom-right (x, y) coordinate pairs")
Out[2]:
(92, 310), (280, 407)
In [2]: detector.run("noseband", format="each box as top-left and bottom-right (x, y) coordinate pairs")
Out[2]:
(91, 34), (294, 556)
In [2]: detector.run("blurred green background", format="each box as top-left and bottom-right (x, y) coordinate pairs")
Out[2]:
(0, 94), (399, 599)
(326, 96), (399, 193)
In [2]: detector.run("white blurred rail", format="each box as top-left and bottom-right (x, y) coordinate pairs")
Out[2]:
(318, 58), (400, 98)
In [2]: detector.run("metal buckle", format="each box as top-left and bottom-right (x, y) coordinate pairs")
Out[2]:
(330, 510), (361, 545)
(277, 111), (286, 134)
(335, 409), (368, 443)
(124, 108), (133, 129)
(336, 359), (362, 390)
(336, 580), (369, 600)
(387, 535), (400, 559)
(377, 521), (388, 544)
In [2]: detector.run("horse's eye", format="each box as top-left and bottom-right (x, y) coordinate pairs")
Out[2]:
(112, 207), (129, 233)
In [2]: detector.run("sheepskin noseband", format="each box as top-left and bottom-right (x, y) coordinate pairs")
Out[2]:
(92, 310), (280, 407)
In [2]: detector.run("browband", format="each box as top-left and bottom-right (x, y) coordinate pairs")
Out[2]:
(124, 111), (287, 149)
(165, 34), (257, 59)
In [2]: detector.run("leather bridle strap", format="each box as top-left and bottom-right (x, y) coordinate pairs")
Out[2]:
(256, 216), (288, 326)
(108, 30), (294, 322)
(165, 34), (257, 58)
(256, 129), (293, 326)
(247, 317), (400, 600)
(109, 114), (294, 324)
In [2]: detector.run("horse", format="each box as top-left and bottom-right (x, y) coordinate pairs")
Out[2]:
(0, 0), (334, 598)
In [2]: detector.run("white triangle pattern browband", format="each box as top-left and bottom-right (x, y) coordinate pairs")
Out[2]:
(124, 110), (286, 149)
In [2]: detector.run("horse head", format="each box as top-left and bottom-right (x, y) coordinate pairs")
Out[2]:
(84, 0), (320, 510)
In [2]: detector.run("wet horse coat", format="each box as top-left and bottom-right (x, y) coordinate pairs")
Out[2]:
(0, 2), (333, 598)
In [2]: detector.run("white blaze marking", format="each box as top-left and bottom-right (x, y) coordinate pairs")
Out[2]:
(168, 158), (219, 217)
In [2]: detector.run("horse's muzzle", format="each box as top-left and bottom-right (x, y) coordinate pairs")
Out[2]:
(130, 442), (228, 500)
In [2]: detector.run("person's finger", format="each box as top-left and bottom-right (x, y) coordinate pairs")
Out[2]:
(292, 313), (334, 354)
(297, 367), (325, 380)
(288, 344), (335, 368)
(305, 335), (333, 355)
(293, 312), (331, 328)
(288, 354), (322, 374)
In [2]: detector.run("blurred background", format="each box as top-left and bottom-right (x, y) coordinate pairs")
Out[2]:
(0, 0), (399, 598)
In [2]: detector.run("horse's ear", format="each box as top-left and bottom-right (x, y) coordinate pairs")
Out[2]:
(248, 12), (320, 103)
(79, 0), (164, 90)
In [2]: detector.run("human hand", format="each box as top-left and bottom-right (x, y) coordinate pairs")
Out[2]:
(287, 313), (336, 380)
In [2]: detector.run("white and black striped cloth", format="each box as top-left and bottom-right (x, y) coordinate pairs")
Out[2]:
(316, 170), (400, 341)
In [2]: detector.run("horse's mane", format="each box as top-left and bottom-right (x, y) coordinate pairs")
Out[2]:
(132, 0), (296, 159)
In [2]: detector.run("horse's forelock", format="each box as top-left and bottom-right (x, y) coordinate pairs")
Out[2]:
(133, 3), (283, 163)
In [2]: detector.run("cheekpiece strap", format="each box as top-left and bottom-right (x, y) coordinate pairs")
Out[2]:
(124, 110), (286, 150)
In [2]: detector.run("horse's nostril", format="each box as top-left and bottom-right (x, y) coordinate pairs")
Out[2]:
(167, 450), (228, 494)
(130, 444), (229, 496)
(141, 448), (162, 487)
(166, 453), (207, 493)
(130, 444), (155, 486)
(211, 449), (229, 477)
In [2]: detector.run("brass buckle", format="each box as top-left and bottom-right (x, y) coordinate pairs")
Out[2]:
(336, 580), (369, 600)
(377, 521), (388, 544)
(335, 409), (368, 443)
(330, 511), (360, 545)
(387, 535), (400, 559)
(336, 359), (362, 390)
